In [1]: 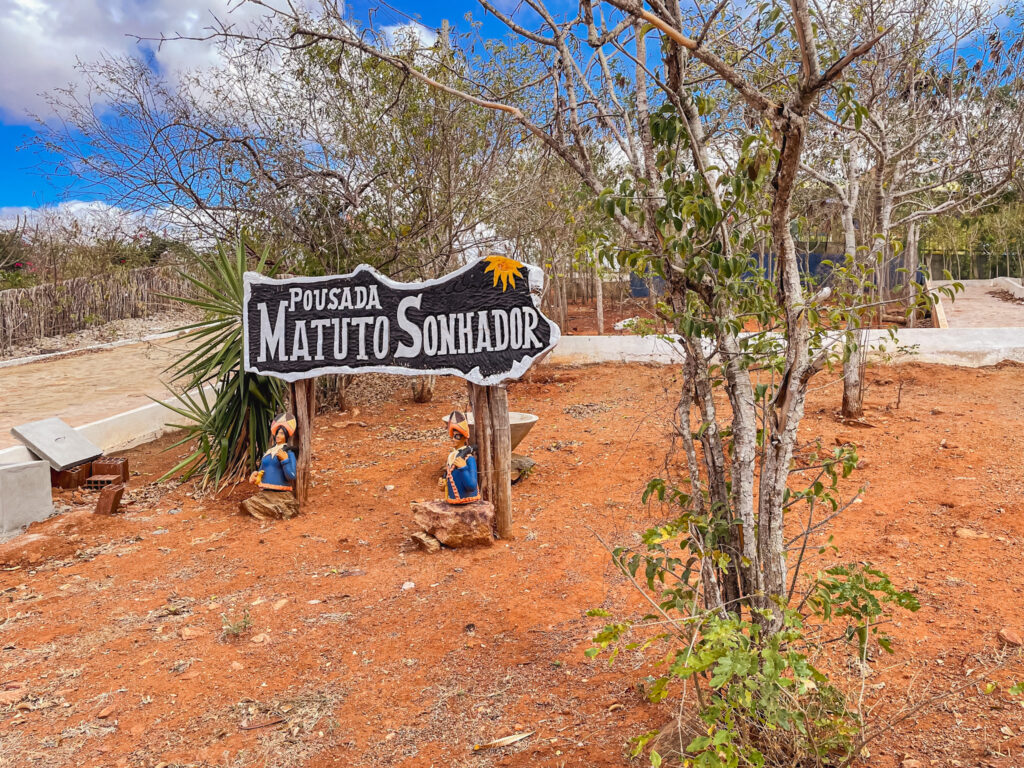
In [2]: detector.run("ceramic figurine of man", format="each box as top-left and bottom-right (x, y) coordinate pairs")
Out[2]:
(440, 411), (480, 504)
(249, 413), (298, 491)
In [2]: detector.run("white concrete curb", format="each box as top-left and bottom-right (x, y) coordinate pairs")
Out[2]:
(0, 383), (216, 466)
(0, 329), (186, 370)
(546, 330), (1024, 369)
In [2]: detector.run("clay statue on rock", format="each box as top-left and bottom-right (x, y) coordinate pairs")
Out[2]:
(239, 413), (300, 520)
(411, 410), (494, 550)
(439, 410), (480, 505)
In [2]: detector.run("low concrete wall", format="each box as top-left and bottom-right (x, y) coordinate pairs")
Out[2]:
(993, 276), (1024, 300)
(546, 334), (685, 365)
(547, 329), (1024, 369)
(0, 461), (53, 534)
(885, 327), (1024, 367)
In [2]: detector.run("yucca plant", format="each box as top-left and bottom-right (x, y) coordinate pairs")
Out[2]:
(158, 240), (285, 488)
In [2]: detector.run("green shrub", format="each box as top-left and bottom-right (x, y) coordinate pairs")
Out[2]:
(588, 508), (921, 767)
(221, 609), (253, 638)
(159, 240), (285, 487)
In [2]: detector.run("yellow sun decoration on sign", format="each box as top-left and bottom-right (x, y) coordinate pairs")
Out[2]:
(484, 255), (525, 292)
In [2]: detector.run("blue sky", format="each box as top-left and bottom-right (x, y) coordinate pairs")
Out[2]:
(0, 0), (523, 212)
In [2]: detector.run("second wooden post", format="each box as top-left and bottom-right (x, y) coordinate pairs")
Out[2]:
(290, 379), (316, 505)
(468, 382), (513, 539)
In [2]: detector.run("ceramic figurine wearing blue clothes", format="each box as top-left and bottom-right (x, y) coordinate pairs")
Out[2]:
(249, 413), (298, 491)
(440, 411), (480, 504)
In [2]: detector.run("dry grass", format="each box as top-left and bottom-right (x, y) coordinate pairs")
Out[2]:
(226, 684), (350, 768)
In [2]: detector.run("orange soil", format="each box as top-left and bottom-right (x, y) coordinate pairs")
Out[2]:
(561, 300), (653, 335)
(1, 362), (1023, 768)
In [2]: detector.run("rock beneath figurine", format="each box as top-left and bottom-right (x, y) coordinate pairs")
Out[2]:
(410, 531), (442, 553)
(411, 499), (495, 548)
(239, 490), (300, 520)
(511, 454), (536, 484)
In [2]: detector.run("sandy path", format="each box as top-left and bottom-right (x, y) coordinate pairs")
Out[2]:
(0, 336), (189, 449)
(936, 279), (1024, 327)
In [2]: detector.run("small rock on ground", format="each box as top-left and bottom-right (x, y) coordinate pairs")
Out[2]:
(410, 499), (494, 548)
(998, 627), (1023, 647)
(955, 528), (989, 540)
(411, 531), (441, 553)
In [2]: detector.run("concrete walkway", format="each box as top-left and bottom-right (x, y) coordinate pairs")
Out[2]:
(0, 336), (188, 450)
(934, 279), (1024, 328)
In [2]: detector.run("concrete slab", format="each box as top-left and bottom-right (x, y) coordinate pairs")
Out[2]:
(0, 460), (53, 534)
(10, 417), (103, 470)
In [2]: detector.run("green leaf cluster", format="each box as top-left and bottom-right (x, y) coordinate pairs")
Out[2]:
(158, 240), (285, 488)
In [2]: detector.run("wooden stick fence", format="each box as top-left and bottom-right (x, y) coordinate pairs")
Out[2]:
(0, 267), (195, 354)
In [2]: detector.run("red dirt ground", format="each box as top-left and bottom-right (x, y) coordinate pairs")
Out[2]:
(561, 300), (655, 335)
(2, 362), (1023, 768)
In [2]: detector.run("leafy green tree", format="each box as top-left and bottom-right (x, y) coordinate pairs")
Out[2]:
(801, 0), (1024, 416)
(218, 0), (1024, 762)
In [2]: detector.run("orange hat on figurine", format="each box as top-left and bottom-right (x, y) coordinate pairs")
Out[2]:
(446, 410), (470, 439)
(270, 413), (297, 439)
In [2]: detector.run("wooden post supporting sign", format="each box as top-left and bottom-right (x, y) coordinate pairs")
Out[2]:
(243, 258), (560, 518)
(488, 385), (513, 538)
(290, 379), (316, 504)
(468, 383), (513, 539)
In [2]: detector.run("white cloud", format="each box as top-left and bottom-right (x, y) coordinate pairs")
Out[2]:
(0, 199), (143, 228)
(0, 0), (296, 122)
(381, 21), (438, 49)
(0, 200), (231, 246)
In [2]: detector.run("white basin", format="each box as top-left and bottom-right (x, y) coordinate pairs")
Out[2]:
(442, 411), (539, 451)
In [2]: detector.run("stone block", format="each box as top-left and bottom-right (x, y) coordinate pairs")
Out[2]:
(511, 454), (536, 484)
(239, 489), (300, 520)
(94, 483), (126, 516)
(0, 461), (54, 534)
(411, 531), (441, 553)
(411, 499), (494, 548)
(10, 417), (103, 470)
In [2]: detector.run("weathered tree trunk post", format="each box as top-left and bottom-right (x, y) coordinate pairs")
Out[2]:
(290, 379), (316, 504)
(488, 385), (513, 538)
(559, 276), (568, 329)
(468, 382), (512, 539)
(594, 265), (604, 335)
(468, 383), (493, 502)
(411, 375), (437, 403)
(906, 221), (920, 328)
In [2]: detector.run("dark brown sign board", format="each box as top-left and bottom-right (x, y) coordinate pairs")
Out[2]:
(243, 257), (561, 385)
